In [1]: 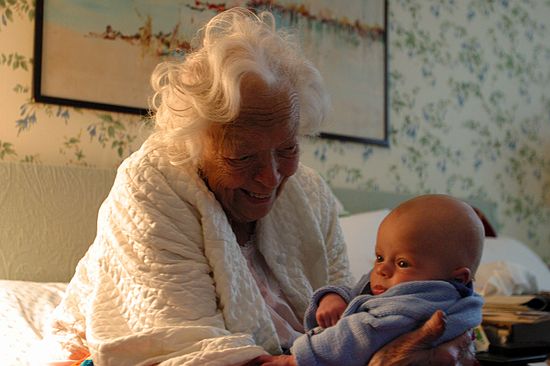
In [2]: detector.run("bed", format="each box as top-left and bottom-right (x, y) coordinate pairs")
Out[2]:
(1, 162), (549, 365)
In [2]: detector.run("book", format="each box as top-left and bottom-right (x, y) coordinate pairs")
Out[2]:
(482, 294), (550, 346)
(484, 292), (550, 312)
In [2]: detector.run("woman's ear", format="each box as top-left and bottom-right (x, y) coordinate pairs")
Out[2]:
(451, 267), (471, 284)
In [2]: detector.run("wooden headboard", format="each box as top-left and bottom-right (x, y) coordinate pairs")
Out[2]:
(331, 187), (499, 232)
(0, 162), (116, 282)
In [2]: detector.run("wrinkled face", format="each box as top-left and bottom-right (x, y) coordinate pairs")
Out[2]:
(200, 78), (300, 224)
(369, 217), (454, 295)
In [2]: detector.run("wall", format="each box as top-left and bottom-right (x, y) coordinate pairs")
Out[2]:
(1, 1), (549, 264)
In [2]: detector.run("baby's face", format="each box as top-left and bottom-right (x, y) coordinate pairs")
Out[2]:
(369, 219), (455, 295)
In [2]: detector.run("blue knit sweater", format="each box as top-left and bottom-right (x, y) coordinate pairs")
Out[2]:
(290, 275), (483, 366)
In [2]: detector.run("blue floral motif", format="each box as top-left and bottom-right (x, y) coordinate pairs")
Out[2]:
(362, 146), (373, 161)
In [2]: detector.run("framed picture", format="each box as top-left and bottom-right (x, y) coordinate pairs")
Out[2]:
(33, 0), (388, 146)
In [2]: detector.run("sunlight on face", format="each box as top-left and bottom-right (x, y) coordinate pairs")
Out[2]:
(369, 217), (455, 295)
(200, 77), (300, 223)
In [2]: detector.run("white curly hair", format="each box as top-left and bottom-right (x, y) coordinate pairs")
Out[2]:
(148, 7), (330, 166)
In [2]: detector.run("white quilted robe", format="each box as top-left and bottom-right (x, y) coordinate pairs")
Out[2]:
(50, 142), (352, 366)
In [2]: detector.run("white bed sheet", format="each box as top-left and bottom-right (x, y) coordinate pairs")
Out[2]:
(0, 280), (66, 366)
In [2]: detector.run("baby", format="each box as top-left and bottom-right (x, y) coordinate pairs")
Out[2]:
(257, 194), (485, 366)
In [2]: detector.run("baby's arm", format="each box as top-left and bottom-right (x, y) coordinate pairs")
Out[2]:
(314, 273), (372, 328)
(316, 293), (348, 328)
(292, 311), (419, 366)
(303, 285), (353, 330)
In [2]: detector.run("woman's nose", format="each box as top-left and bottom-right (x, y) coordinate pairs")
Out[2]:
(255, 153), (281, 188)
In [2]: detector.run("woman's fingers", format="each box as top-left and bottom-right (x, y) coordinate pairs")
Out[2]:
(432, 330), (478, 366)
(369, 310), (479, 366)
(417, 309), (448, 344)
(368, 310), (447, 366)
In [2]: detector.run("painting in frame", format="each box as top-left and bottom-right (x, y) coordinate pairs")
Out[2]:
(33, 0), (388, 145)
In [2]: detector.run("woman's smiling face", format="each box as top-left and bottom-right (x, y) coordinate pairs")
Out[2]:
(200, 76), (300, 224)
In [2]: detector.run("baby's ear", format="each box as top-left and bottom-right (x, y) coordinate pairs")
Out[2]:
(451, 267), (471, 284)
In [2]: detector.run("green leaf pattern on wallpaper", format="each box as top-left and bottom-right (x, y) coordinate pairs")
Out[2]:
(0, 0), (549, 264)
(0, 0), (34, 30)
(421, 0), (548, 257)
(0, 52), (29, 70)
(308, 0), (550, 263)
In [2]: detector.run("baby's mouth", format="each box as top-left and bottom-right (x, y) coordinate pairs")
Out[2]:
(371, 285), (386, 295)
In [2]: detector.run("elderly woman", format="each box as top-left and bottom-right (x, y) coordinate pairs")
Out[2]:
(48, 8), (476, 366)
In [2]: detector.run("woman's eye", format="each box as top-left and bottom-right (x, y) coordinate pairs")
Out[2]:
(278, 144), (298, 155)
(229, 155), (252, 163)
(236, 155), (252, 161)
(397, 260), (409, 268)
(285, 144), (297, 152)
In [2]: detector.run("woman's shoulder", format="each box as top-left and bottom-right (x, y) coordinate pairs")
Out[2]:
(116, 141), (194, 183)
(290, 164), (334, 204)
(276, 163), (337, 221)
(117, 141), (173, 176)
(292, 163), (330, 192)
(112, 141), (203, 203)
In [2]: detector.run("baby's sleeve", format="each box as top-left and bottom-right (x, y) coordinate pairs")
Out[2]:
(303, 285), (353, 330)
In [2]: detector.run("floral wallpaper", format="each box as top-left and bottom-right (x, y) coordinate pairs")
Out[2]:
(1, 0), (549, 265)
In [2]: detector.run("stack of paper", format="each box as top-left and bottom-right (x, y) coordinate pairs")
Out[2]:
(482, 293), (550, 345)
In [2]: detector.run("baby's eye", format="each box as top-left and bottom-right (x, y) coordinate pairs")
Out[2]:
(397, 260), (409, 268)
(375, 255), (384, 263)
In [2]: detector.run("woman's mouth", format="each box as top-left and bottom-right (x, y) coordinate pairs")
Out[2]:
(243, 189), (272, 202)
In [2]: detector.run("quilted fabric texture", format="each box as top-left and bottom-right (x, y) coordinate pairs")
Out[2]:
(48, 140), (352, 365)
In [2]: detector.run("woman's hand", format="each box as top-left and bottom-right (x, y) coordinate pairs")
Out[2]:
(316, 292), (348, 328)
(368, 310), (479, 366)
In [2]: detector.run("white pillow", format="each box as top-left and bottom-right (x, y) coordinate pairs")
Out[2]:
(479, 236), (550, 292)
(475, 261), (539, 296)
(339, 209), (390, 281)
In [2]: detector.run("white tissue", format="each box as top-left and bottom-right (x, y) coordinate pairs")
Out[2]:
(475, 261), (539, 296)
